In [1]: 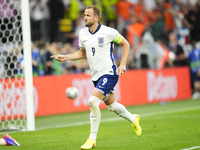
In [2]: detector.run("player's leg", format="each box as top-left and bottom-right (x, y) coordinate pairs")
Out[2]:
(105, 93), (135, 122)
(81, 74), (125, 149)
(192, 80), (200, 99)
(105, 93), (142, 137)
(89, 90), (104, 141)
(81, 90), (104, 150)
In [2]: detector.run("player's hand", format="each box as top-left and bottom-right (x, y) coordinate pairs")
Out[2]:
(50, 55), (67, 62)
(117, 65), (126, 76)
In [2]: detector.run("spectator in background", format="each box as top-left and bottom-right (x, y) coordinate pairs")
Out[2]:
(38, 42), (54, 75)
(16, 48), (24, 76)
(47, 0), (65, 43)
(184, 2), (200, 43)
(0, 45), (24, 78)
(171, 2), (185, 30)
(0, 51), (7, 77)
(116, 0), (134, 25)
(153, 39), (170, 69)
(60, 43), (72, 74)
(64, 0), (80, 44)
(189, 41), (200, 99)
(2, 50), (17, 77)
(150, 0), (175, 43)
(62, 12), (85, 49)
(166, 31), (189, 67)
(60, 42), (89, 75)
(177, 19), (192, 57)
(31, 42), (44, 76)
(25, 0), (200, 74)
(63, 43), (78, 74)
(29, 0), (50, 42)
(133, 0), (150, 28)
(127, 14), (145, 50)
(47, 42), (63, 75)
(143, 0), (156, 11)
(196, 1), (200, 39)
(126, 14), (145, 69)
(60, 42), (90, 74)
(102, 0), (118, 29)
(73, 13), (85, 48)
(10, 47), (24, 77)
(134, 31), (156, 69)
(163, 2), (175, 33)
(150, 8), (166, 42)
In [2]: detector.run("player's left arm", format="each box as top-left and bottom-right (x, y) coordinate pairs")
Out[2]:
(114, 34), (130, 76)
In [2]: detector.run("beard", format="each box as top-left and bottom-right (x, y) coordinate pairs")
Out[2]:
(85, 21), (94, 27)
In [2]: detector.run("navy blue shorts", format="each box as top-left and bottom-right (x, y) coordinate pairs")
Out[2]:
(93, 74), (119, 101)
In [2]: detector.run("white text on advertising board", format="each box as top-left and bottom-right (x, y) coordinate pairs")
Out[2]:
(147, 71), (178, 102)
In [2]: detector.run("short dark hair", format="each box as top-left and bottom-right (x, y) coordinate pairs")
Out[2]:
(86, 5), (101, 20)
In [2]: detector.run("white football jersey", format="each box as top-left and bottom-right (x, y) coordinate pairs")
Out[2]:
(79, 23), (119, 81)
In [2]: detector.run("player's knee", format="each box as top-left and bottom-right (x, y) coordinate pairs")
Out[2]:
(88, 97), (95, 107)
(88, 96), (101, 108)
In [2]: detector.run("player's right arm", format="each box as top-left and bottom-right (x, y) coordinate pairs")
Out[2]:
(50, 48), (86, 62)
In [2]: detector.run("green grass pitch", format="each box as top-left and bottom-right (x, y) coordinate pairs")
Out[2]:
(0, 99), (200, 150)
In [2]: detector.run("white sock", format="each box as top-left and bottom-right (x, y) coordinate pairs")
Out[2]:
(0, 138), (6, 145)
(88, 95), (101, 141)
(107, 101), (135, 123)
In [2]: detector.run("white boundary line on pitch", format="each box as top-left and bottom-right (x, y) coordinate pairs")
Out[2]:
(180, 146), (200, 150)
(36, 105), (200, 130)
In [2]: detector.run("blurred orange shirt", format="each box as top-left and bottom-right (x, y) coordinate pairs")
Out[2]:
(134, 4), (150, 28)
(164, 12), (175, 32)
(127, 22), (145, 46)
(116, 0), (133, 20)
(164, 3), (175, 32)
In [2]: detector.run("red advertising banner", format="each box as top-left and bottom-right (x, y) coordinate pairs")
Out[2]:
(33, 67), (191, 117)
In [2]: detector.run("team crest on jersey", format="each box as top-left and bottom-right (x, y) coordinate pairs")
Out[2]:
(98, 37), (104, 47)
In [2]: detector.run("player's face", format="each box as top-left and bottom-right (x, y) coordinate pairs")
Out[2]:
(84, 8), (97, 27)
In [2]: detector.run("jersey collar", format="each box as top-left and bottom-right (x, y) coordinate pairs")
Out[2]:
(88, 22), (101, 35)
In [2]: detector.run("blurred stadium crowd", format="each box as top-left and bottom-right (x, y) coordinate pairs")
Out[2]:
(1, 0), (200, 97)
(28, 0), (200, 74)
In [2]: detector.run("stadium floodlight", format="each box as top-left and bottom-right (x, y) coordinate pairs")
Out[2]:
(0, 0), (35, 131)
